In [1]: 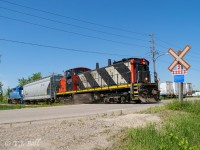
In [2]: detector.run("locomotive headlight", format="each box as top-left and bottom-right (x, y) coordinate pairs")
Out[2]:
(142, 59), (146, 64)
(145, 77), (148, 81)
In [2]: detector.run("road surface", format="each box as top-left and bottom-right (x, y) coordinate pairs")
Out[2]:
(0, 100), (172, 124)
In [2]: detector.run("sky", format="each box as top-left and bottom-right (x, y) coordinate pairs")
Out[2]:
(0, 0), (200, 91)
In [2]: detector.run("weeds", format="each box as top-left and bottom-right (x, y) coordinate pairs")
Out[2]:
(118, 100), (200, 150)
(142, 105), (165, 114)
(166, 100), (200, 115)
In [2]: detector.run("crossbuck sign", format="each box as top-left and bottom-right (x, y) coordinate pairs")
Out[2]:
(168, 45), (191, 72)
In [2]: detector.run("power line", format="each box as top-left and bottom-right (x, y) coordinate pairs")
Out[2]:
(154, 36), (181, 49)
(0, 6), (148, 42)
(0, 38), (125, 56)
(0, 38), (150, 58)
(157, 58), (200, 72)
(155, 40), (200, 58)
(0, 0), (148, 36)
(0, 15), (149, 48)
(188, 51), (200, 55)
(155, 43), (168, 49)
(187, 54), (200, 60)
(186, 58), (200, 63)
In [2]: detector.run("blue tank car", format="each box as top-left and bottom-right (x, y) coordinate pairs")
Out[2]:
(8, 86), (23, 104)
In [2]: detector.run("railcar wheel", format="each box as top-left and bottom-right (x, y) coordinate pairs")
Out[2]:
(33, 101), (38, 104)
(25, 100), (30, 105)
(46, 99), (51, 104)
(8, 99), (12, 104)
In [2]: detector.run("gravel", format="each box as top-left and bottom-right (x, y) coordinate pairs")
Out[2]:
(0, 113), (160, 150)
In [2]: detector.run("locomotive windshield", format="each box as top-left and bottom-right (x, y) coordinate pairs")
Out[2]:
(73, 69), (85, 75)
(66, 71), (72, 78)
(135, 63), (151, 83)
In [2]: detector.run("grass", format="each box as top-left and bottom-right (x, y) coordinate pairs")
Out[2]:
(0, 96), (64, 110)
(166, 100), (200, 114)
(116, 100), (200, 150)
(0, 103), (63, 110)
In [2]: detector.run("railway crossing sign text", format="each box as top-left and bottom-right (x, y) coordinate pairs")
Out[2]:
(172, 64), (187, 75)
(168, 45), (191, 72)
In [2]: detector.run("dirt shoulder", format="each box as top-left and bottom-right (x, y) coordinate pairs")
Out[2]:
(0, 113), (160, 150)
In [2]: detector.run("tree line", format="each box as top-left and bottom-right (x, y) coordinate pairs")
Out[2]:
(18, 72), (42, 86)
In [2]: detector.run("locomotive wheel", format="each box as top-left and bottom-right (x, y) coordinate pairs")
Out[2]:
(73, 93), (94, 104)
(134, 100), (141, 104)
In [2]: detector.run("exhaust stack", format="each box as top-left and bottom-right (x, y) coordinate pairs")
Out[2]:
(96, 63), (99, 69)
(108, 59), (112, 66)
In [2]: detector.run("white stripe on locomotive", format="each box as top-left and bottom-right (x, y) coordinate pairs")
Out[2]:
(105, 62), (130, 85)
(89, 70), (107, 87)
(79, 73), (91, 88)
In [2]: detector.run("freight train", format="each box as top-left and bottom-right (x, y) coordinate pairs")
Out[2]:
(8, 57), (160, 104)
(8, 75), (63, 104)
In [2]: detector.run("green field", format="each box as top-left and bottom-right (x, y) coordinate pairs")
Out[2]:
(115, 100), (200, 150)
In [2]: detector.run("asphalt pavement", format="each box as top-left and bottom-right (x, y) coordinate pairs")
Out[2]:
(0, 100), (173, 124)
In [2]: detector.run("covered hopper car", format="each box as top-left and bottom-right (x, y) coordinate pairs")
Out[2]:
(23, 74), (63, 103)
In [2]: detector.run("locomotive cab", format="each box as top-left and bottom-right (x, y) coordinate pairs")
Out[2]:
(130, 58), (160, 102)
(58, 67), (90, 93)
(132, 58), (151, 83)
(8, 86), (23, 104)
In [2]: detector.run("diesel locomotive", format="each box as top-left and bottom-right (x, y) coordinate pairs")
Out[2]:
(8, 86), (23, 104)
(56, 57), (160, 103)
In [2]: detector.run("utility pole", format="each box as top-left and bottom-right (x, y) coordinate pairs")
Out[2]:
(150, 33), (157, 83)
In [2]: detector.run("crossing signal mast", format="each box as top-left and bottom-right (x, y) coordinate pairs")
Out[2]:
(168, 45), (191, 101)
